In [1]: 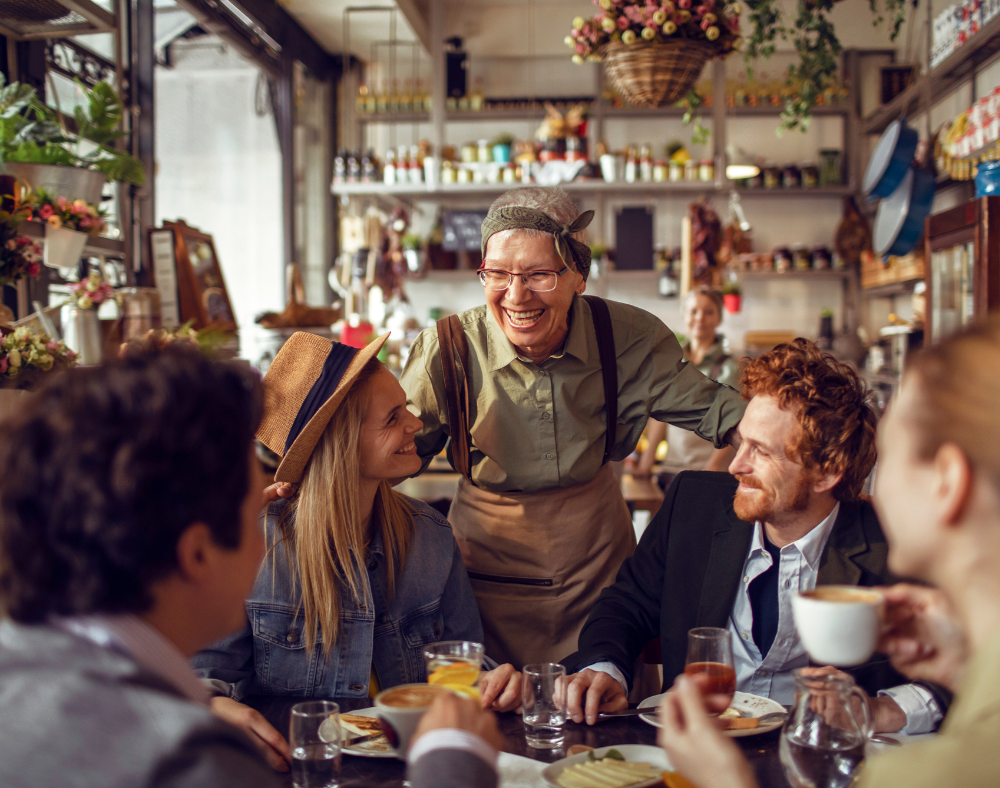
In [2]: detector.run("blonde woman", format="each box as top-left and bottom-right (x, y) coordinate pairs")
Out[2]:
(194, 333), (520, 770)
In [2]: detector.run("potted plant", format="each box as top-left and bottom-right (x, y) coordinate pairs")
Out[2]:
(62, 269), (114, 365)
(33, 189), (107, 269)
(0, 76), (145, 206)
(490, 133), (516, 165)
(721, 280), (742, 313)
(566, 1), (742, 108)
(0, 325), (77, 416)
(0, 186), (41, 288)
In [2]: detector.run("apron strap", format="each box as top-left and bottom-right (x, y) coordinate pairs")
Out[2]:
(709, 354), (729, 382)
(436, 314), (473, 482)
(582, 295), (618, 464)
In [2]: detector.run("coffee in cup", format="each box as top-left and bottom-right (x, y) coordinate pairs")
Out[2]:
(791, 585), (884, 666)
(374, 683), (449, 757)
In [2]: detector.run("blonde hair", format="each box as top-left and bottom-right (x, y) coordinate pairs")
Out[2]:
(487, 186), (589, 254)
(905, 315), (1000, 488)
(684, 285), (725, 318)
(275, 359), (413, 655)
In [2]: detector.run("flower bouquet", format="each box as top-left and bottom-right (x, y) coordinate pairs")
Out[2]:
(67, 269), (115, 311)
(0, 184), (42, 289)
(34, 189), (107, 270)
(0, 326), (77, 390)
(566, 0), (742, 107)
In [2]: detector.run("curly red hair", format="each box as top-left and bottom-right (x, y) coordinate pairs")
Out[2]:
(740, 338), (877, 501)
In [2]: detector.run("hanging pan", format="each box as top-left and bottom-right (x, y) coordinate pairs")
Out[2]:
(863, 117), (919, 199)
(872, 165), (936, 257)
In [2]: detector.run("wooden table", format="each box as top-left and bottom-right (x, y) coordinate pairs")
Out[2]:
(247, 696), (790, 788)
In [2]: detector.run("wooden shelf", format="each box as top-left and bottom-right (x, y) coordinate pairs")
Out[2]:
(742, 269), (854, 281)
(17, 220), (126, 257)
(733, 186), (854, 198)
(862, 13), (1000, 134)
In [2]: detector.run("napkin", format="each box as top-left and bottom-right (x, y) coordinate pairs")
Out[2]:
(498, 751), (548, 787)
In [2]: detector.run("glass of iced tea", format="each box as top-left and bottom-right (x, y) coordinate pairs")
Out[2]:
(424, 641), (484, 701)
(684, 627), (736, 701)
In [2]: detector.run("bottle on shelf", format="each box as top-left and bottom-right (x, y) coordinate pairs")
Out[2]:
(334, 150), (347, 184)
(361, 150), (377, 183)
(625, 146), (638, 184)
(384, 149), (397, 185)
(640, 144), (653, 182)
(389, 79), (400, 113)
(356, 85), (369, 115)
(347, 151), (360, 183)
(410, 145), (424, 184)
(470, 78), (485, 112)
(376, 81), (389, 114)
(400, 79), (413, 113)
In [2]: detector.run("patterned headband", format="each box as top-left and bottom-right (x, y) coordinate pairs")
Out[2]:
(480, 206), (595, 280)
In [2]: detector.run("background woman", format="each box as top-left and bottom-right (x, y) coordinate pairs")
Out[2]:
(634, 285), (740, 484)
(194, 333), (520, 769)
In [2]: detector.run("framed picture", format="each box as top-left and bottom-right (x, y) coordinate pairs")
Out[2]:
(159, 220), (237, 332)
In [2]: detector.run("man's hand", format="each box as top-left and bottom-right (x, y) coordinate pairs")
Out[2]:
(565, 668), (628, 725)
(261, 482), (296, 509)
(798, 666), (905, 733)
(412, 693), (503, 751)
(658, 675), (758, 788)
(876, 583), (969, 692)
(210, 696), (291, 772)
(479, 664), (522, 712)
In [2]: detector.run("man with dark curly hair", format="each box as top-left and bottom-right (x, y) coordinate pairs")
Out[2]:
(561, 338), (949, 735)
(0, 344), (286, 787)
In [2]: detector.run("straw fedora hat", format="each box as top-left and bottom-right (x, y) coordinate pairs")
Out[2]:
(257, 331), (390, 483)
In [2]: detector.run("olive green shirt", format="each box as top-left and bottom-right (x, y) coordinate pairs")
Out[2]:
(859, 626), (1000, 788)
(399, 296), (746, 493)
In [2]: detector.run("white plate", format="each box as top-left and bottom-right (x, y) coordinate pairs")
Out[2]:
(542, 744), (672, 788)
(638, 691), (786, 738)
(339, 707), (396, 758)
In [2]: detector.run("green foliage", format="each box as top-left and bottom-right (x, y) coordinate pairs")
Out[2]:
(0, 74), (144, 186)
(743, 0), (907, 133)
(721, 281), (742, 295)
(681, 90), (711, 147)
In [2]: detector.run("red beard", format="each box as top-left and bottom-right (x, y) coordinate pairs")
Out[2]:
(733, 472), (813, 523)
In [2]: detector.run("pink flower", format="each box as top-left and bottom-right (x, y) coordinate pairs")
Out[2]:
(56, 196), (67, 209)
(39, 205), (53, 220)
(29, 262), (39, 277)
(46, 341), (60, 352)
(575, 42), (586, 53)
(623, 4), (645, 22)
(617, 14), (629, 27)
(678, 0), (691, 8)
(0, 357), (7, 374)
(571, 27), (581, 37)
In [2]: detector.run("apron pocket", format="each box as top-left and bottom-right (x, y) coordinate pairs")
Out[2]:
(467, 571), (554, 587)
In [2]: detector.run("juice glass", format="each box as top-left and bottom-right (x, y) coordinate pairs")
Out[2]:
(684, 627), (736, 700)
(423, 641), (484, 701)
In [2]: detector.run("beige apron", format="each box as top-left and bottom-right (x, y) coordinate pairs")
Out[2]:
(448, 463), (635, 668)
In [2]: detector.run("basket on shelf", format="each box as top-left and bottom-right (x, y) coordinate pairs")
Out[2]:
(602, 39), (716, 108)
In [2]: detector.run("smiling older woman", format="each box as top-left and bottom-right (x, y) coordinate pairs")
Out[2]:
(399, 187), (746, 667)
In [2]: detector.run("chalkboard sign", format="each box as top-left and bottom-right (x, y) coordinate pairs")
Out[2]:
(442, 210), (488, 251)
(615, 206), (654, 270)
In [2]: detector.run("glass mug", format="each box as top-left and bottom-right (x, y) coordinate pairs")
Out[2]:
(684, 627), (736, 698)
(779, 670), (873, 788)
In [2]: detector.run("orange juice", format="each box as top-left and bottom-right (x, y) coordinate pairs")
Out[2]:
(427, 659), (481, 700)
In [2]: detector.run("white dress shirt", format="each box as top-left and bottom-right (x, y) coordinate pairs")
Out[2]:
(590, 502), (942, 734)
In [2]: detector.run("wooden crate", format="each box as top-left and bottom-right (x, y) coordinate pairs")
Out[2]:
(861, 250), (926, 289)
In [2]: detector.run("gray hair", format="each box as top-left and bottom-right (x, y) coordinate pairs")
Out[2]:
(684, 285), (725, 317)
(487, 187), (589, 255)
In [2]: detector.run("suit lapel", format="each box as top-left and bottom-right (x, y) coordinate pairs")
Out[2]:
(697, 508), (754, 628)
(817, 500), (867, 586)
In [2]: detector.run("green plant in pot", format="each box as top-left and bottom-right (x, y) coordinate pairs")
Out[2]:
(721, 281), (742, 314)
(490, 133), (516, 165)
(0, 75), (145, 201)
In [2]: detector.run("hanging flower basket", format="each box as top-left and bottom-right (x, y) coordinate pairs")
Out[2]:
(602, 39), (716, 109)
(44, 224), (88, 269)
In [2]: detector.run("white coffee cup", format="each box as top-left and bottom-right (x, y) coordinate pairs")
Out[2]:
(373, 683), (450, 757)
(791, 585), (884, 666)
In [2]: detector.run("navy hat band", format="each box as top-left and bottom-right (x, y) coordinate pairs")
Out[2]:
(283, 343), (359, 455)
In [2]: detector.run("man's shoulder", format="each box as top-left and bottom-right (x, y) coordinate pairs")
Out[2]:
(0, 621), (270, 785)
(652, 471), (740, 536)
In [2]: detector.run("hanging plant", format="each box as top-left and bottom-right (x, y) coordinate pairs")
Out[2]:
(743, 0), (907, 132)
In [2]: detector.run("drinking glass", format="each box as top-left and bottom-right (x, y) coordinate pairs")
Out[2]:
(684, 627), (736, 699)
(780, 670), (872, 788)
(424, 640), (484, 700)
(290, 700), (341, 788)
(522, 663), (567, 749)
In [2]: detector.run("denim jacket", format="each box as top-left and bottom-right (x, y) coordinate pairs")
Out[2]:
(192, 496), (487, 699)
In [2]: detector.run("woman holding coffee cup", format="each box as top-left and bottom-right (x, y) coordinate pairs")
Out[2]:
(193, 333), (522, 769)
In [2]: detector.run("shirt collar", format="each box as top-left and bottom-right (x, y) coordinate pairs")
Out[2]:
(52, 614), (210, 705)
(484, 295), (589, 371)
(749, 501), (841, 570)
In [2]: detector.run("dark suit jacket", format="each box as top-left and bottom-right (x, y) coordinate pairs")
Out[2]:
(564, 471), (946, 705)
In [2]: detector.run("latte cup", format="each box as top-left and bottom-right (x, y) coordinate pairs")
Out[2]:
(791, 585), (884, 666)
(374, 683), (450, 758)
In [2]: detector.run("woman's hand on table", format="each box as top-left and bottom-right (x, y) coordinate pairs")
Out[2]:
(657, 675), (757, 788)
(209, 696), (292, 772)
(261, 482), (296, 509)
(876, 583), (969, 692)
(565, 668), (628, 725)
(479, 664), (522, 712)
(413, 693), (504, 751)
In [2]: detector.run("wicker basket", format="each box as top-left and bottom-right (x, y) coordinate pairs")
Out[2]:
(602, 39), (716, 108)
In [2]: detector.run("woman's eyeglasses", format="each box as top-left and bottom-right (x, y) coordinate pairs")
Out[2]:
(478, 268), (568, 292)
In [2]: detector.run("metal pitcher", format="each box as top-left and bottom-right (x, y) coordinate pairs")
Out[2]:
(61, 305), (103, 366)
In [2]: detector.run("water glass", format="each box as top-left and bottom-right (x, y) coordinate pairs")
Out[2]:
(522, 663), (567, 749)
(290, 701), (341, 788)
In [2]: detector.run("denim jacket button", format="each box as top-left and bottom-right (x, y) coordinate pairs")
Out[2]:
(349, 684), (364, 692)
(285, 631), (298, 644)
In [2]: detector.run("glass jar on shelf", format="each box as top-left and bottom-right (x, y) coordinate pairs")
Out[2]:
(684, 160), (698, 181)
(801, 162), (820, 188)
(699, 160), (715, 182)
(763, 163), (780, 189)
(782, 164), (801, 189)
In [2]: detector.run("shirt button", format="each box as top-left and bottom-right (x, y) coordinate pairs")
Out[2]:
(286, 631), (298, 644)
(541, 412), (550, 420)
(742, 632), (749, 640)
(545, 453), (554, 460)
(757, 669), (767, 677)
(349, 684), (364, 692)
(743, 576), (749, 583)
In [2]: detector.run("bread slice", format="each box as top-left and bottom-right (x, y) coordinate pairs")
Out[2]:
(726, 717), (760, 730)
(340, 713), (384, 738)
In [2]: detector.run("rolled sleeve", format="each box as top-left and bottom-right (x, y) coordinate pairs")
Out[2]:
(879, 684), (944, 734)
(400, 331), (451, 473)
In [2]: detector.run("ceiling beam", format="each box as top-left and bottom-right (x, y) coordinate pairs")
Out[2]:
(226, 0), (339, 79)
(395, 0), (430, 52)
